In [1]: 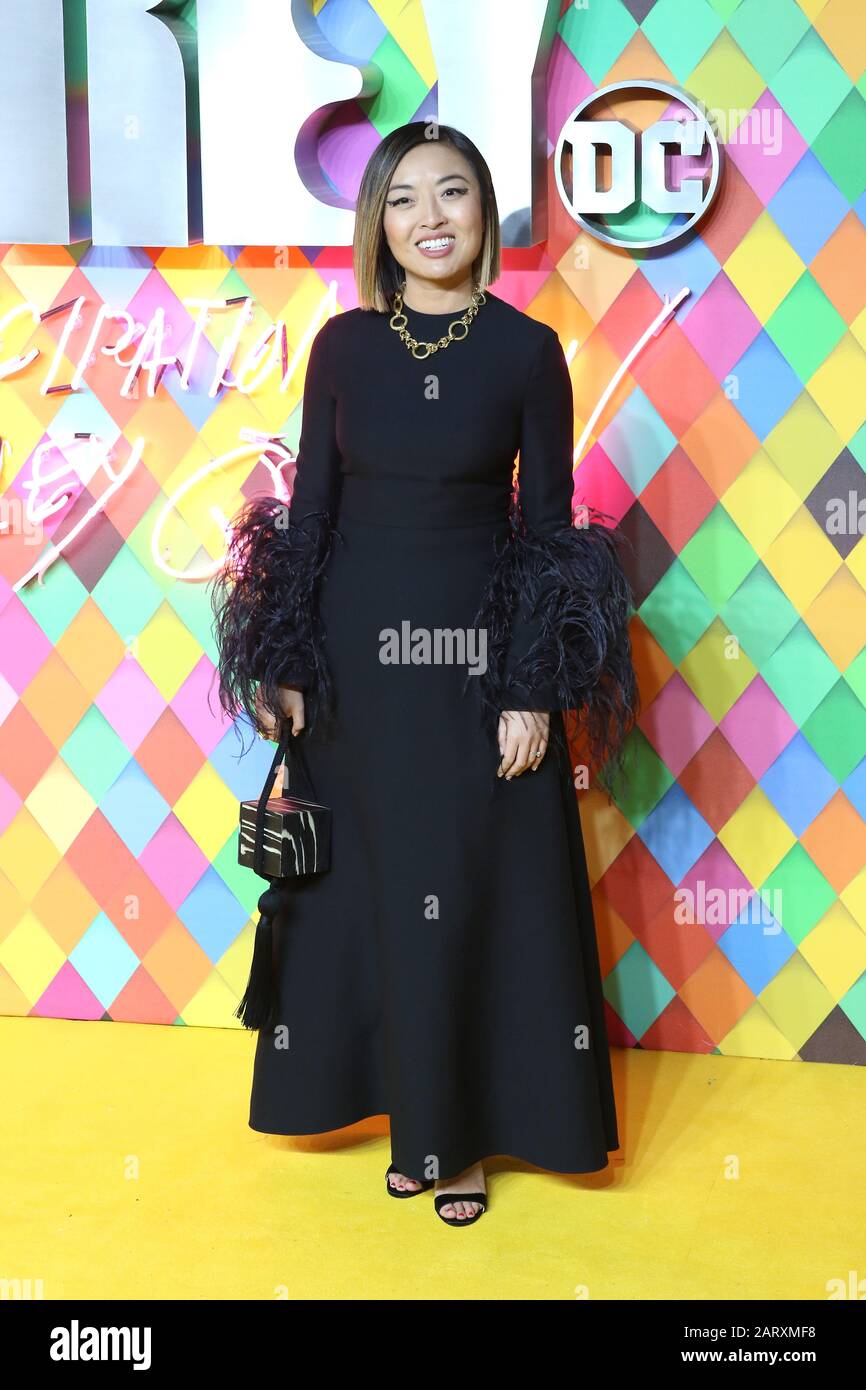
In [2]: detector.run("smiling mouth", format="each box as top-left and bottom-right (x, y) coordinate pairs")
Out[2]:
(416, 235), (456, 250)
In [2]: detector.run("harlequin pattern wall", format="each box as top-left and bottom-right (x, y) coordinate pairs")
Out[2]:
(1, 0), (865, 1062)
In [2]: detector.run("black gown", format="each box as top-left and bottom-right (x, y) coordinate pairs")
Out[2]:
(213, 290), (638, 1181)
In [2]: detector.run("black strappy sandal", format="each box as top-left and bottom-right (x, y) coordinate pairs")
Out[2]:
(385, 1162), (434, 1198)
(434, 1188), (487, 1226)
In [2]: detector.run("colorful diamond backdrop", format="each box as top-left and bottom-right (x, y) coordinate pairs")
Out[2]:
(0, 0), (865, 1060)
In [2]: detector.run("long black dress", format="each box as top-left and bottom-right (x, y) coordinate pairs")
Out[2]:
(213, 290), (638, 1181)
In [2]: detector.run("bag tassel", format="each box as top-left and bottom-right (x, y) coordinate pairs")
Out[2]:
(234, 878), (288, 1031)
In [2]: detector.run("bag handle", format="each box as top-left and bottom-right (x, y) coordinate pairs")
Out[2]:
(252, 725), (319, 878)
(278, 727), (318, 803)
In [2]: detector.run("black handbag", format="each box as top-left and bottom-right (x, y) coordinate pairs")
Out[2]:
(239, 727), (331, 878)
(234, 726), (331, 1030)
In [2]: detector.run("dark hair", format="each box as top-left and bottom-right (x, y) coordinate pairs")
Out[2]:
(353, 120), (501, 312)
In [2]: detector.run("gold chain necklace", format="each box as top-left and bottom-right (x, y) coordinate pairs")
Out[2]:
(389, 282), (486, 359)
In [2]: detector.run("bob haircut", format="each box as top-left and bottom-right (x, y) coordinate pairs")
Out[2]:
(353, 121), (501, 314)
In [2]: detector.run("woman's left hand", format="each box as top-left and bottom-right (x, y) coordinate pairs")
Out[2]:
(497, 710), (549, 779)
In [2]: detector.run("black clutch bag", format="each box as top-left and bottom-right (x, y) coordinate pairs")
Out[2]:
(234, 726), (331, 1032)
(238, 727), (331, 878)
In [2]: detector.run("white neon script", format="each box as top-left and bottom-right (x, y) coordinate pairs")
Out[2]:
(0, 283), (339, 399)
(1, 285), (688, 590)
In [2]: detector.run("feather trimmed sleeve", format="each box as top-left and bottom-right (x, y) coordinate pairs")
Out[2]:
(209, 316), (343, 739)
(469, 326), (639, 783)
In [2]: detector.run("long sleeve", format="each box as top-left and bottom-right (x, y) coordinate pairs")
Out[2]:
(209, 316), (343, 738)
(501, 328), (574, 712)
(270, 316), (343, 689)
(288, 316), (342, 527)
(470, 323), (639, 785)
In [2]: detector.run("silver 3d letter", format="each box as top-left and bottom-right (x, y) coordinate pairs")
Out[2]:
(0, 0), (560, 247)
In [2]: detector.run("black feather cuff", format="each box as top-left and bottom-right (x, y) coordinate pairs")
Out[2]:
(465, 494), (640, 793)
(209, 495), (342, 743)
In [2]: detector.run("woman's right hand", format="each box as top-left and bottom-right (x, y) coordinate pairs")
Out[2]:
(254, 683), (306, 739)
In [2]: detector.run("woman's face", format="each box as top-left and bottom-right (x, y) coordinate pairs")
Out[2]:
(382, 142), (483, 295)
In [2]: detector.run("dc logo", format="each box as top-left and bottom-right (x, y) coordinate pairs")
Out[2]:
(555, 80), (723, 250)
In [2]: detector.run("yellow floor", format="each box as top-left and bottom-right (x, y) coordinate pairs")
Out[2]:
(1, 1016), (862, 1300)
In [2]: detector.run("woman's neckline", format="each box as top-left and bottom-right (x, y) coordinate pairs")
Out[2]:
(399, 292), (492, 319)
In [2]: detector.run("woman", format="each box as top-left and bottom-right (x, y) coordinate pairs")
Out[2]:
(211, 122), (638, 1227)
